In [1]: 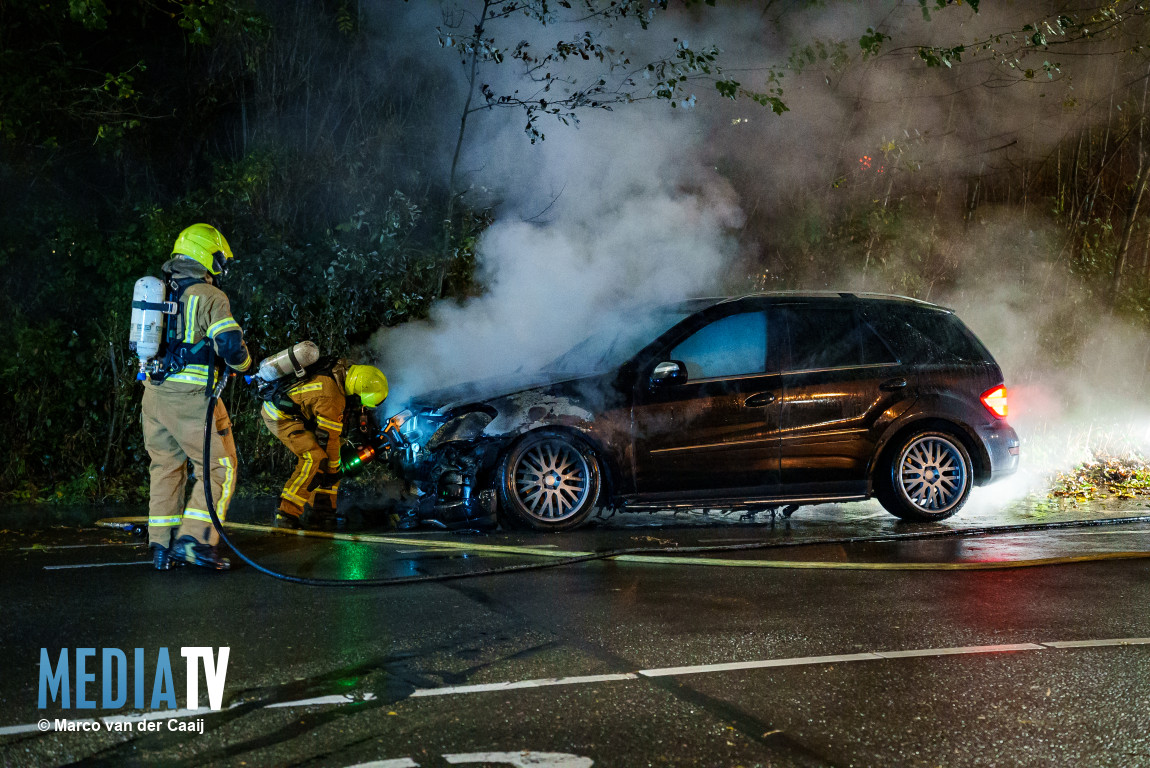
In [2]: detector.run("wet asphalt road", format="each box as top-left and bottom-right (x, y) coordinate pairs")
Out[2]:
(3, 492), (1150, 767)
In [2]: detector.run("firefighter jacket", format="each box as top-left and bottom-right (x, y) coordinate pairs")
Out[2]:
(147, 258), (252, 393)
(261, 360), (350, 444)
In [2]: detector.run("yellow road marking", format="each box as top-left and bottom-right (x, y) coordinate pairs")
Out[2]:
(96, 517), (586, 558)
(94, 517), (1150, 571)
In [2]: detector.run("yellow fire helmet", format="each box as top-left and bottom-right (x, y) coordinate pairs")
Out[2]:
(172, 223), (234, 275)
(345, 364), (389, 408)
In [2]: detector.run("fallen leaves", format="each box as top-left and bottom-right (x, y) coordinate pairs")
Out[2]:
(1048, 454), (1150, 500)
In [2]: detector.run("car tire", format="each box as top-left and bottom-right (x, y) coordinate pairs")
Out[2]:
(498, 430), (602, 531)
(877, 429), (973, 522)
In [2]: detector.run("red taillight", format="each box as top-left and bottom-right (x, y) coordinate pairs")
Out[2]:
(981, 385), (1008, 419)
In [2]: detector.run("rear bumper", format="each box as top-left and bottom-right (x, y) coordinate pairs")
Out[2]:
(975, 420), (1020, 484)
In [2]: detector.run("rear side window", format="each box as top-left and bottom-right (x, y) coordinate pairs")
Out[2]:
(670, 311), (768, 379)
(782, 306), (896, 371)
(866, 306), (989, 363)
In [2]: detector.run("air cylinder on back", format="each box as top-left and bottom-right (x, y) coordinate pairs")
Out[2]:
(257, 341), (320, 381)
(130, 276), (166, 379)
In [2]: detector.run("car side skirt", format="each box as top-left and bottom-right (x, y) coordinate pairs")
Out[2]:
(619, 493), (869, 511)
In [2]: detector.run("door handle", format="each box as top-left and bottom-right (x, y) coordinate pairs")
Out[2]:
(742, 392), (777, 408)
(880, 378), (908, 391)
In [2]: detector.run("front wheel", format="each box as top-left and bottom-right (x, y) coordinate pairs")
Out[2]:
(877, 430), (973, 522)
(497, 430), (601, 531)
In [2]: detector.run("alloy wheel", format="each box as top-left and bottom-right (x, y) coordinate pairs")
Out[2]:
(512, 439), (591, 522)
(896, 435), (968, 513)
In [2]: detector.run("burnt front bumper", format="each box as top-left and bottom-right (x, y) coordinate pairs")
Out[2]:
(395, 441), (499, 530)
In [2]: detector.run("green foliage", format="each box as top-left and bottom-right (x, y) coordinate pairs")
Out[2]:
(335, 1), (357, 36)
(442, 1), (789, 145)
(174, 0), (257, 45)
(859, 28), (889, 58)
(788, 39), (850, 74)
(918, 44), (965, 68)
(918, 0), (978, 23)
(716, 69), (788, 115)
(68, 0), (109, 30)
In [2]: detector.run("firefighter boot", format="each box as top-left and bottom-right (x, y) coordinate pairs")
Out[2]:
(170, 535), (231, 571)
(274, 511), (303, 530)
(150, 543), (172, 571)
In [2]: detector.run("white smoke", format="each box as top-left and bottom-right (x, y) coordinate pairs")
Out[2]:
(372, 107), (745, 407)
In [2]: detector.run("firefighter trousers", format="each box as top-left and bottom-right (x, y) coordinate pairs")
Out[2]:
(141, 385), (238, 548)
(262, 415), (341, 518)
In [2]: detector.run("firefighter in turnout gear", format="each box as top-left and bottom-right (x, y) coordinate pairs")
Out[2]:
(141, 223), (252, 571)
(261, 361), (388, 528)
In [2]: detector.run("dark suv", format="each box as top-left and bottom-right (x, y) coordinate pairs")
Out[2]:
(387, 293), (1020, 531)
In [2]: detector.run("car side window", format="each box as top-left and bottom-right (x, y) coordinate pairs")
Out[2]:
(669, 311), (768, 380)
(784, 306), (896, 371)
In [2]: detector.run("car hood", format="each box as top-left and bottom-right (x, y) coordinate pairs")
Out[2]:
(408, 369), (609, 414)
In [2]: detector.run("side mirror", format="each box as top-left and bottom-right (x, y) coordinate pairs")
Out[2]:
(650, 360), (687, 388)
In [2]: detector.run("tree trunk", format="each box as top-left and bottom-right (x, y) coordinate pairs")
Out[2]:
(1112, 152), (1150, 301)
(1111, 63), (1150, 302)
(440, 0), (492, 298)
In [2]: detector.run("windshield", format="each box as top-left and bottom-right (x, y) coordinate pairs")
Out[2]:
(543, 308), (693, 375)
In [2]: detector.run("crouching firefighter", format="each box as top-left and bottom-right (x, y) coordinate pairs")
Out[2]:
(253, 343), (388, 529)
(133, 223), (252, 571)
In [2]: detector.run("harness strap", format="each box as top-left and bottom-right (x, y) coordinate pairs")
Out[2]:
(131, 300), (179, 314)
(287, 345), (305, 377)
(150, 274), (207, 383)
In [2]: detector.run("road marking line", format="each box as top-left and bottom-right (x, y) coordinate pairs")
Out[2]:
(1042, 638), (1150, 648)
(444, 752), (593, 767)
(639, 653), (880, 677)
(873, 643), (1044, 659)
(345, 760), (419, 768)
(102, 705), (235, 724)
(21, 543), (140, 551)
(43, 561), (152, 570)
(640, 643), (1044, 678)
(266, 693), (378, 708)
(1057, 530), (1150, 536)
(115, 518), (589, 559)
(410, 673), (639, 698)
(408, 638), (1150, 698)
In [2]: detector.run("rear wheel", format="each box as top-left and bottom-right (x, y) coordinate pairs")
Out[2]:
(498, 430), (601, 531)
(877, 430), (973, 522)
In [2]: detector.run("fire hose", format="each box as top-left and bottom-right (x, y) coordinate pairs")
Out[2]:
(198, 378), (1150, 587)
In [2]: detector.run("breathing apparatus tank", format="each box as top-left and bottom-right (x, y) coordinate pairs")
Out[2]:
(257, 341), (320, 381)
(129, 276), (172, 380)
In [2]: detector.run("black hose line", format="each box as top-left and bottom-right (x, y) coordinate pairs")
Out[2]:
(202, 390), (1150, 587)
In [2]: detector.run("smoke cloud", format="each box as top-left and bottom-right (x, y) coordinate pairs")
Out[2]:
(373, 109), (745, 406)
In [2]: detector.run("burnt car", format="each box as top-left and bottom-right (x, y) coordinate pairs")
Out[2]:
(385, 292), (1020, 531)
